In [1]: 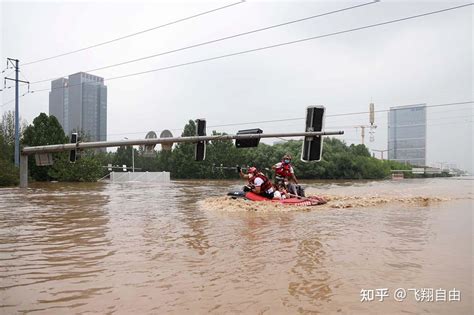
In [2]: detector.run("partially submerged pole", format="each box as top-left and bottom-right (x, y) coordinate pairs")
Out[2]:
(20, 154), (28, 188)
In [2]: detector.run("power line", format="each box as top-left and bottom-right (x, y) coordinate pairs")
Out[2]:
(204, 101), (474, 128)
(28, 0), (379, 85)
(327, 114), (474, 128)
(88, 101), (474, 139)
(237, 113), (474, 131)
(19, 70), (30, 83)
(428, 107), (474, 114)
(1, 65), (13, 74)
(21, 0), (245, 66)
(23, 2), (473, 94)
(1, 91), (32, 108)
(6, 4), (472, 114)
(93, 2), (474, 83)
(0, 99), (15, 108)
(106, 118), (474, 143)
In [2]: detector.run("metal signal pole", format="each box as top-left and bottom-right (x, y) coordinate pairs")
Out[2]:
(5, 58), (29, 166)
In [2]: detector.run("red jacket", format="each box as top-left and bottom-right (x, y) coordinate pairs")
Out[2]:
(249, 173), (273, 192)
(275, 162), (292, 178)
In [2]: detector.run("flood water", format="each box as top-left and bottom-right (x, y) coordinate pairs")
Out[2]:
(0, 177), (472, 314)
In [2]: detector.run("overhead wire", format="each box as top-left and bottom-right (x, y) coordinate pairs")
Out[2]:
(28, 0), (379, 85)
(1, 91), (32, 108)
(96, 2), (474, 82)
(89, 101), (474, 140)
(106, 117), (474, 144)
(5, 3), (472, 138)
(21, 0), (246, 66)
(203, 101), (474, 129)
(17, 2), (473, 96)
(232, 113), (474, 131)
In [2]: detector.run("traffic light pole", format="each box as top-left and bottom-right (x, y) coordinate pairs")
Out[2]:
(19, 130), (344, 188)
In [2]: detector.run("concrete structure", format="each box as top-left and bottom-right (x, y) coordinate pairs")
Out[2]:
(109, 171), (170, 183)
(388, 104), (426, 166)
(49, 72), (107, 142)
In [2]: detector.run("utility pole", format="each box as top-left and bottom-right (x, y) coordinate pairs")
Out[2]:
(372, 149), (390, 160)
(354, 103), (377, 146)
(124, 137), (135, 172)
(355, 125), (367, 145)
(5, 58), (29, 166)
(132, 146), (135, 172)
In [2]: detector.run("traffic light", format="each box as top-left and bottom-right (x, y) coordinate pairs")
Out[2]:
(235, 128), (263, 148)
(69, 132), (78, 163)
(301, 106), (325, 162)
(195, 119), (206, 161)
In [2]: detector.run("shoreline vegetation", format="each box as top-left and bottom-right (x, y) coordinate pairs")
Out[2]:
(1, 113), (452, 187)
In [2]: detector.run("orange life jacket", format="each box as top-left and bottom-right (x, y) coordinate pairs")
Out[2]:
(275, 162), (292, 178)
(249, 173), (273, 192)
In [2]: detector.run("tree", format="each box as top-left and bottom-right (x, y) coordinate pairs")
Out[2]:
(48, 155), (104, 182)
(0, 133), (19, 186)
(114, 146), (134, 168)
(1, 111), (15, 150)
(21, 113), (106, 182)
(0, 110), (28, 163)
(0, 111), (29, 186)
(22, 113), (68, 181)
(349, 144), (371, 157)
(171, 120), (201, 178)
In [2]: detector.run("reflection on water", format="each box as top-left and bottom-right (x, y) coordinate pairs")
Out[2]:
(177, 185), (210, 256)
(382, 207), (431, 272)
(0, 183), (112, 313)
(288, 237), (332, 311)
(0, 178), (472, 314)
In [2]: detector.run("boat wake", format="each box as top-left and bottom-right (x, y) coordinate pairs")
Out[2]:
(200, 194), (450, 212)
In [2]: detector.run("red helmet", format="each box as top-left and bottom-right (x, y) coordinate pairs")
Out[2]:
(247, 167), (257, 174)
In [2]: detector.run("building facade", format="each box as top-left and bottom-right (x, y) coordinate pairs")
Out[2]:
(388, 104), (426, 166)
(49, 72), (107, 142)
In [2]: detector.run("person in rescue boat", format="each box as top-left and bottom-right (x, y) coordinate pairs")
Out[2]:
(237, 166), (275, 199)
(272, 154), (299, 196)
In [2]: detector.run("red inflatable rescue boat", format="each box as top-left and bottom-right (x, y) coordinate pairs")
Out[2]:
(228, 191), (326, 206)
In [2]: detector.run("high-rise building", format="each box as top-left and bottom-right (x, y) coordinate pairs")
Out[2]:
(49, 72), (107, 142)
(388, 104), (426, 166)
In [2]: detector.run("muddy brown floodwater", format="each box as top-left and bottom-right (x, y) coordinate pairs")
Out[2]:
(0, 177), (472, 314)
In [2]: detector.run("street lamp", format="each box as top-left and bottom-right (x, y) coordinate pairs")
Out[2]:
(123, 137), (134, 172)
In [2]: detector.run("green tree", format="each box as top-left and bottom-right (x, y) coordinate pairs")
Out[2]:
(349, 144), (371, 157)
(171, 120), (202, 178)
(22, 113), (68, 181)
(1, 111), (28, 148)
(87, 119), (425, 181)
(49, 154), (104, 182)
(22, 113), (107, 182)
(114, 146), (134, 169)
(0, 133), (19, 186)
(0, 111), (30, 186)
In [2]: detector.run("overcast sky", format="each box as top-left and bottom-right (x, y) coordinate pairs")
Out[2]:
(1, 0), (472, 172)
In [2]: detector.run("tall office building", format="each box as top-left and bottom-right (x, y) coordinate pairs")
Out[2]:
(49, 72), (107, 142)
(388, 104), (426, 166)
